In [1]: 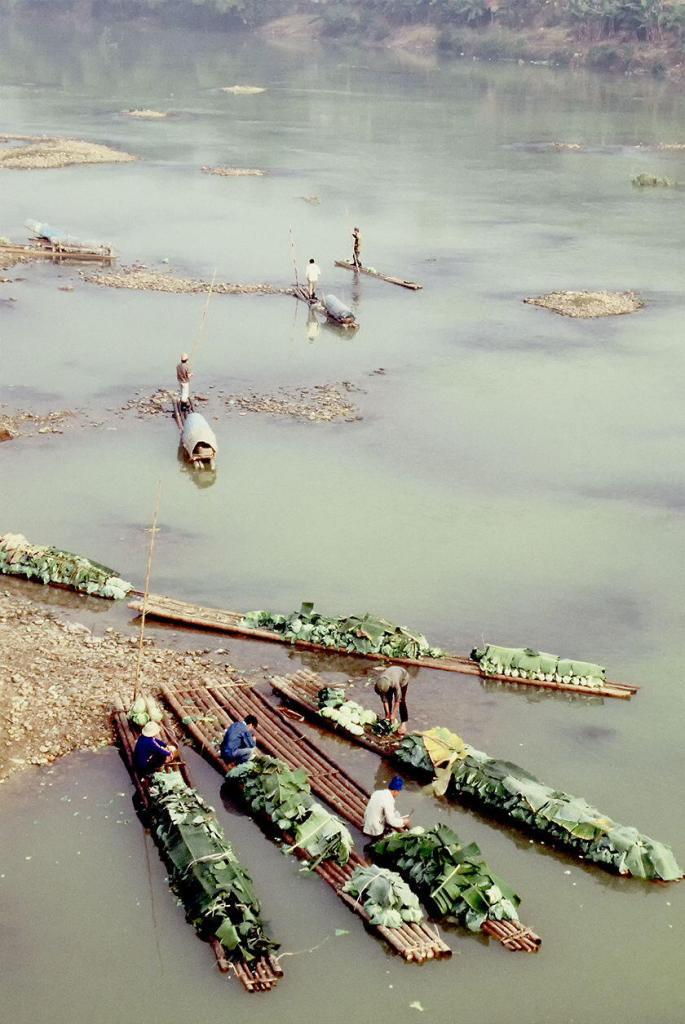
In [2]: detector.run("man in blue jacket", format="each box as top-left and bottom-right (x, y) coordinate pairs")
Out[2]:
(133, 721), (175, 776)
(220, 714), (258, 765)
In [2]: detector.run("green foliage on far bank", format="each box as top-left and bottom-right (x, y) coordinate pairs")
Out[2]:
(4, 1), (685, 74)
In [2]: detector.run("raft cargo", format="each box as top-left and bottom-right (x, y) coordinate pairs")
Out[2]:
(334, 260), (422, 291)
(126, 593), (637, 700)
(112, 694), (283, 992)
(0, 532), (132, 599)
(161, 682), (452, 962)
(162, 680), (540, 953)
(320, 293), (358, 327)
(270, 670), (681, 883)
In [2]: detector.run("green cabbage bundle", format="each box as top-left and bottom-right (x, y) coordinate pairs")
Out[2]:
(0, 533), (132, 599)
(395, 735), (682, 881)
(372, 824), (520, 931)
(243, 602), (444, 660)
(228, 755), (353, 867)
(127, 695), (164, 728)
(148, 771), (278, 962)
(471, 644), (605, 688)
(343, 865), (423, 928)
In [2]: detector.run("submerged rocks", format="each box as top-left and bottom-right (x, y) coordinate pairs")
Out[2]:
(225, 383), (362, 423)
(202, 165), (266, 177)
(523, 290), (644, 318)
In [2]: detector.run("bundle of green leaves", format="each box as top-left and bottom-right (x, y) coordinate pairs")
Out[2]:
(0, 533), (132, 599)
(318, 687), (377, 737)
(395, 736), (682, 881)
(372, 824), (520, 931)
(343, 865), (424, 929)
(148, 771), (277, 961)
(471, 643), (606, 688)
(228, 755), (353, 867)
(242, 602), (444, 660)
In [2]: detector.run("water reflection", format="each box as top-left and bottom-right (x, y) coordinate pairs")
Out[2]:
(176, 443), (217, 489)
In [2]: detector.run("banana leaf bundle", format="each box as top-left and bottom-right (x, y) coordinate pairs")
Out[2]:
(228, 755), (353, 867)
(471, 644), (605, 688)
(148, 771), (278, 961)
(0, 532), (132, 599)
(318, 686), (377, 737)
(372, 824), (520, 931)
(242, 602), (444, 660)
(395, 732), (682, 881)
(342, 865), (424, 928)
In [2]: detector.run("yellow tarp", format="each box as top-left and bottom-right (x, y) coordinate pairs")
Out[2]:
(415, 727), (467, 796)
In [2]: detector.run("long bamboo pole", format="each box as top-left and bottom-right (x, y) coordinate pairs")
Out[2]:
(189, 268), (217, 365)
(133, 484), (162, 702)
(289, 227), (299, 290)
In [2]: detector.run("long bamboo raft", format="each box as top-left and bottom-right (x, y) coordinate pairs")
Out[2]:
(334, 260), (422, 291)
(163, 681), (540, 953)
(0, 240), (115, 262)
(128, 593), (637, 700)
(161, 682), (452, 962)
(111, 694), (283, 992)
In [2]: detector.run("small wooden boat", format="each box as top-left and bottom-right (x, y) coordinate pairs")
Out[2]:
(321, 293), (358, 328)
(172, 400), (217, 469)
(111, 694), (283, 992)
(335, 260), (422, 291)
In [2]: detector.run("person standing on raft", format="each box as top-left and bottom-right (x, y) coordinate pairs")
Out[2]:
(373, 665), (410, 736)
(176, 352), (192, 412)
(305, 257), (321, 300)
(352, 226), (362, 268)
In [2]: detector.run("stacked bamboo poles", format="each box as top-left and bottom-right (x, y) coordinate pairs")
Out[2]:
(111, 695), (283, 992)
(270, 672), (544, 953)
(128, 593), (636, 699)
(161, 683), (451, 963)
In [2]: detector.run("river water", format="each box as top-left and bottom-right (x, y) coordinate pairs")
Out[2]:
(1, 14), (684, 1024)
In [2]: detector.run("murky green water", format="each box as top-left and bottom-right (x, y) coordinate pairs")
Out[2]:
(1, 15), (684, 1024)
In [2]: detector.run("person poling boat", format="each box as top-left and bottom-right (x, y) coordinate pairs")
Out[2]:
(176, 352), (192, 412)
(220, 714), (259, 766)
(372, 665), (410, 737)
(363, 775), (411, 838)
(133, 720), (176, 775)
(352, 226), (362, 268)
(305, 257), (321, 300)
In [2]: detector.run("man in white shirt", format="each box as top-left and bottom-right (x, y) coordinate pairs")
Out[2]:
(305, 257), (321, 300)
(363, 776), (411, 837)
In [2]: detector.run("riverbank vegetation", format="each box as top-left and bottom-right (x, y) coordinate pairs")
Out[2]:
(4, 1), (685, 75)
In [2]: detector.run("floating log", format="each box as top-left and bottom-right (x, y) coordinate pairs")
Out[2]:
(128, 592), (637, 700)
(111, 694), (283, 992)
(334, 260), (422, 291)
(161, 682), (452, 963)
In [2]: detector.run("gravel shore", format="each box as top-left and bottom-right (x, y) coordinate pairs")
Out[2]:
(0, 590), (241, 783)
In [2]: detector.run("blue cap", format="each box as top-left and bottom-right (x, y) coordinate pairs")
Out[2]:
(388, 776), (404, 791)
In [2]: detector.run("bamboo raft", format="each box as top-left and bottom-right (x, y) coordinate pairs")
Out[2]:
(111, 694), (283, 992)
(334, 260), (423, 291)
(128, 593), (637, 700)
(0, 239), (115, 262)
(163, 681), (540, 953)
(161, 682), (452, 962)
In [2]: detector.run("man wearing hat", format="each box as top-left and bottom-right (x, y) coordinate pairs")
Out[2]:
(176, 352), (192, 412)
(363, 776), (411, 837)
(373, 665), (410, 737)
(133, 721), (176, 776)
